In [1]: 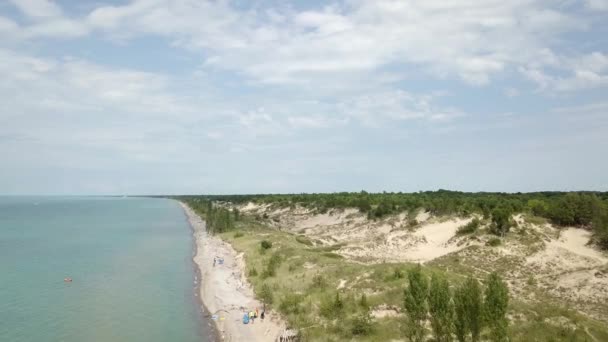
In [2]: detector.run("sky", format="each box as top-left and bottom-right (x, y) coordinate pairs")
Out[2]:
(0, 0), (607, 195)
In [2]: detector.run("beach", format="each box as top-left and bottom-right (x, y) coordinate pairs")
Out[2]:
(180, 202), (284, 341)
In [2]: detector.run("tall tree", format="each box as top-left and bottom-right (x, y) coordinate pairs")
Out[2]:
(404, 264), (429, 342)
(454, 285), (468, 342)
(428, 273), (454, 342)
(484, 272), (509, 341)
(464, 277), (483, 342)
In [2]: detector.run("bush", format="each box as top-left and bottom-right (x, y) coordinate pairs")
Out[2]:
(262, 253), (282, 278)
(234, 231), (244, 238)
(484, 272), (509, 342)
(404, 265), (428, 342)
(487, 237), (501, 247)
(248, 267), (258, 277)
(259, 283), (274, 305)
(392, 268), (405, 280)
(295, 235), (313, 246)
(491, 208), (512, 236)
(320, 292), (344, 318)
(310, 274), (326, 289)
(322, 252), (343, 259)
(457, 218), (481, 235)
(279, 293), (304, 314)
(351, 310), (373, 335)
(359, 294), (369, 309)
(429, 273), (453, 342)
(261, 240), (273, 250)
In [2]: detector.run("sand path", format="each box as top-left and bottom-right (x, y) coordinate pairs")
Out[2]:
(180, 203), (284, 342)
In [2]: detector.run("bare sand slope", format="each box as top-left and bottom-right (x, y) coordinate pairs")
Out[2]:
(181, 203), (284, 342)
(340, 217), (472, 263)
(241, 202), (473, 263)
(527, 228), (608, 305)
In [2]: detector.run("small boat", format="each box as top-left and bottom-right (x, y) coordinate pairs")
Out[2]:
(64, 277), (72, 282)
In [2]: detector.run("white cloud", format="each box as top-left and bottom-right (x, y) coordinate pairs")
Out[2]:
(586, 0), (608, 11)
(520, 52), (608, 91)
(4, 0), (598, 91)
(10, 0), (63, 19)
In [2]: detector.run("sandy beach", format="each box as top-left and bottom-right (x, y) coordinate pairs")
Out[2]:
(180, 202), (284, 342)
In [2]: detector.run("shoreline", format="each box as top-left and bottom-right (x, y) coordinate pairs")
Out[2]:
(180, 202), (284, 341)
(186, 206), (219, 342)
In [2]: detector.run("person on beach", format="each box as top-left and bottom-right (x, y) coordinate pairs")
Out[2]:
(260, 310), (265, 322)
(255, 308), (259, 320)
(213, 257), (216, 267)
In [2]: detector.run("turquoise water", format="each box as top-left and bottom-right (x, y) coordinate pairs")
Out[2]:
(0, 197), (211, 342)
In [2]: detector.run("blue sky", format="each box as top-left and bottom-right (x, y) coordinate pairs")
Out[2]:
(1, 0), (607, 195)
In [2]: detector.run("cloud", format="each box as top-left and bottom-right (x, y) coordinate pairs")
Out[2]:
(10, 0), (63, 19)
(4, 0), (600, 91)
(520, 52), (608, 91)
(586, 0), (608, 11)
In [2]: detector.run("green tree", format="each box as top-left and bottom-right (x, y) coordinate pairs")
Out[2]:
(428, 273), (454, 342)
(462, 277), (483, 342)
(359, 293), (369, 309)
(454, 285), (468, 342)
(527, 199), (548, 217)
(491, 208), (511, 237)
(548, 193), (598, 226)
(259, 283), (274, 305)
(351, 309), (373, 336)
(403, 265), (429, 342)
(591, 200), (608, 250)
(484, 272), (509, 341)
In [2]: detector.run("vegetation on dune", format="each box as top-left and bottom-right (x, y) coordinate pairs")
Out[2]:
(175, 191), (608, 341)
(179, 190), (608, 250)
(403, 265), (428, 342)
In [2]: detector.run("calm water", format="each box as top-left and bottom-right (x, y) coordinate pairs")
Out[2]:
(0, 197), (210, 342)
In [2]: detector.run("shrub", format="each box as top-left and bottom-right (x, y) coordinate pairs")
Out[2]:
(359, 294), (369, 309)
(310, 274), (326, 289)
(526, 275), (536, 286)
(457, 218), (481, 235)
(391, 267), (405, 280)
(261, 240), (273, 250)
(262, 253), (282, 278)
(295, 235), (313, 246)
(404, 265), (428, 342)
(233, 231), (244, 238)
(248, 267), (258, 277)
(279, 293), (303, 314)
(491, 208), (512, 236)
(487, 238), (501, 247)
(322, 252), (343, 259)
(429, 273), (454, 342)
(484, 272), (509, 342)
(320, 292), (344, 318)
(351, 310), (373, 336)
(259, 283), (274, 305)
(454, 277), (485, 342)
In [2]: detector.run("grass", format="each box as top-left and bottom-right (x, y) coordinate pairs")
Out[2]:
(217, 212), (608, 341)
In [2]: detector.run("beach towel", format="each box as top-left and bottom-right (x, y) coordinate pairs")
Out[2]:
(242, 313), (249, 324)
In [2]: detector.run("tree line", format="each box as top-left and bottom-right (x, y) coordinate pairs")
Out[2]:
(181, 197), (239, 234)
(176, 190), (608, 249)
